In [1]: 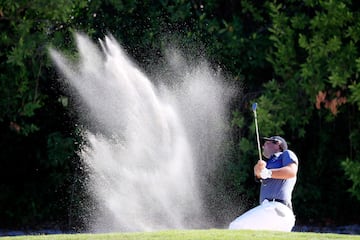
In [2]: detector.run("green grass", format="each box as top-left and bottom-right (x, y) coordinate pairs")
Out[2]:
(1, 229), (360, 240)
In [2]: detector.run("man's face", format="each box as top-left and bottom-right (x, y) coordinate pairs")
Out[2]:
(262, 140), (281, 158)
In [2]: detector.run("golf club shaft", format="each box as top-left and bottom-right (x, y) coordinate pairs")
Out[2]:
(252, 103), (262, 161)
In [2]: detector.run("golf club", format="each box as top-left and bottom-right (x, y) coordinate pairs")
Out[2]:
(252, 102), (262, 161)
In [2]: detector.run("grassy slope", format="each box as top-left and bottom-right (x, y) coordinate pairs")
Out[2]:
(1, 229), (360, 240)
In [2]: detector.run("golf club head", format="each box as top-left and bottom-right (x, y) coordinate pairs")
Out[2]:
(252, 102), (257, 112)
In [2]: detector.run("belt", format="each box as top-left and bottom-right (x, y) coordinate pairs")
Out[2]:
(265, 198), (292, 210)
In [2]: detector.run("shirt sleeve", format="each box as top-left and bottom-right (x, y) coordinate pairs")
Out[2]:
(281, 150), (298, 166)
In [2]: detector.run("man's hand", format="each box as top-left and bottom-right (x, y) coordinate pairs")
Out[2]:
(260, 168), (272, 179)
(254, 160), (266, 179)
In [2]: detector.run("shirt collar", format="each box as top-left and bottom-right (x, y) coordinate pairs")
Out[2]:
(270, 151), (283, 159)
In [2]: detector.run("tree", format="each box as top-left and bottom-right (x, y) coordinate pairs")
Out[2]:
(0, 0), (88, 228)
(260, 0), (360, 224)
(2, 0), (359, 229)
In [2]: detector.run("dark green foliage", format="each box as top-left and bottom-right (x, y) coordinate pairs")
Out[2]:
(0, 0), (89, 229)
(342, 159), (360, 200)
(261, 0), (360, 225)
(1, 0), (360, 230)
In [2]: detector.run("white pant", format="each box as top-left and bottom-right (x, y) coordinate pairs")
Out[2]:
(228, 199), (295, 232)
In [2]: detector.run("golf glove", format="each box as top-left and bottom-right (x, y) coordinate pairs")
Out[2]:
(260, 168), (272, 179)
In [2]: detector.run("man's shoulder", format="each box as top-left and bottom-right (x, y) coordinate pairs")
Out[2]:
(280, 150), (299, 164)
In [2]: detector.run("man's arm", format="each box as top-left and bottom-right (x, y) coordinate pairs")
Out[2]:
(255, 161), (298, 180)
(267, 163), (298, 179)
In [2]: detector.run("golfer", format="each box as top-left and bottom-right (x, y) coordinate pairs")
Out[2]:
(229, 136), (298, 232)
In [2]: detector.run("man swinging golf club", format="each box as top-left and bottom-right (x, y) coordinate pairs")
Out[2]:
(229, 103), (298, 232)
